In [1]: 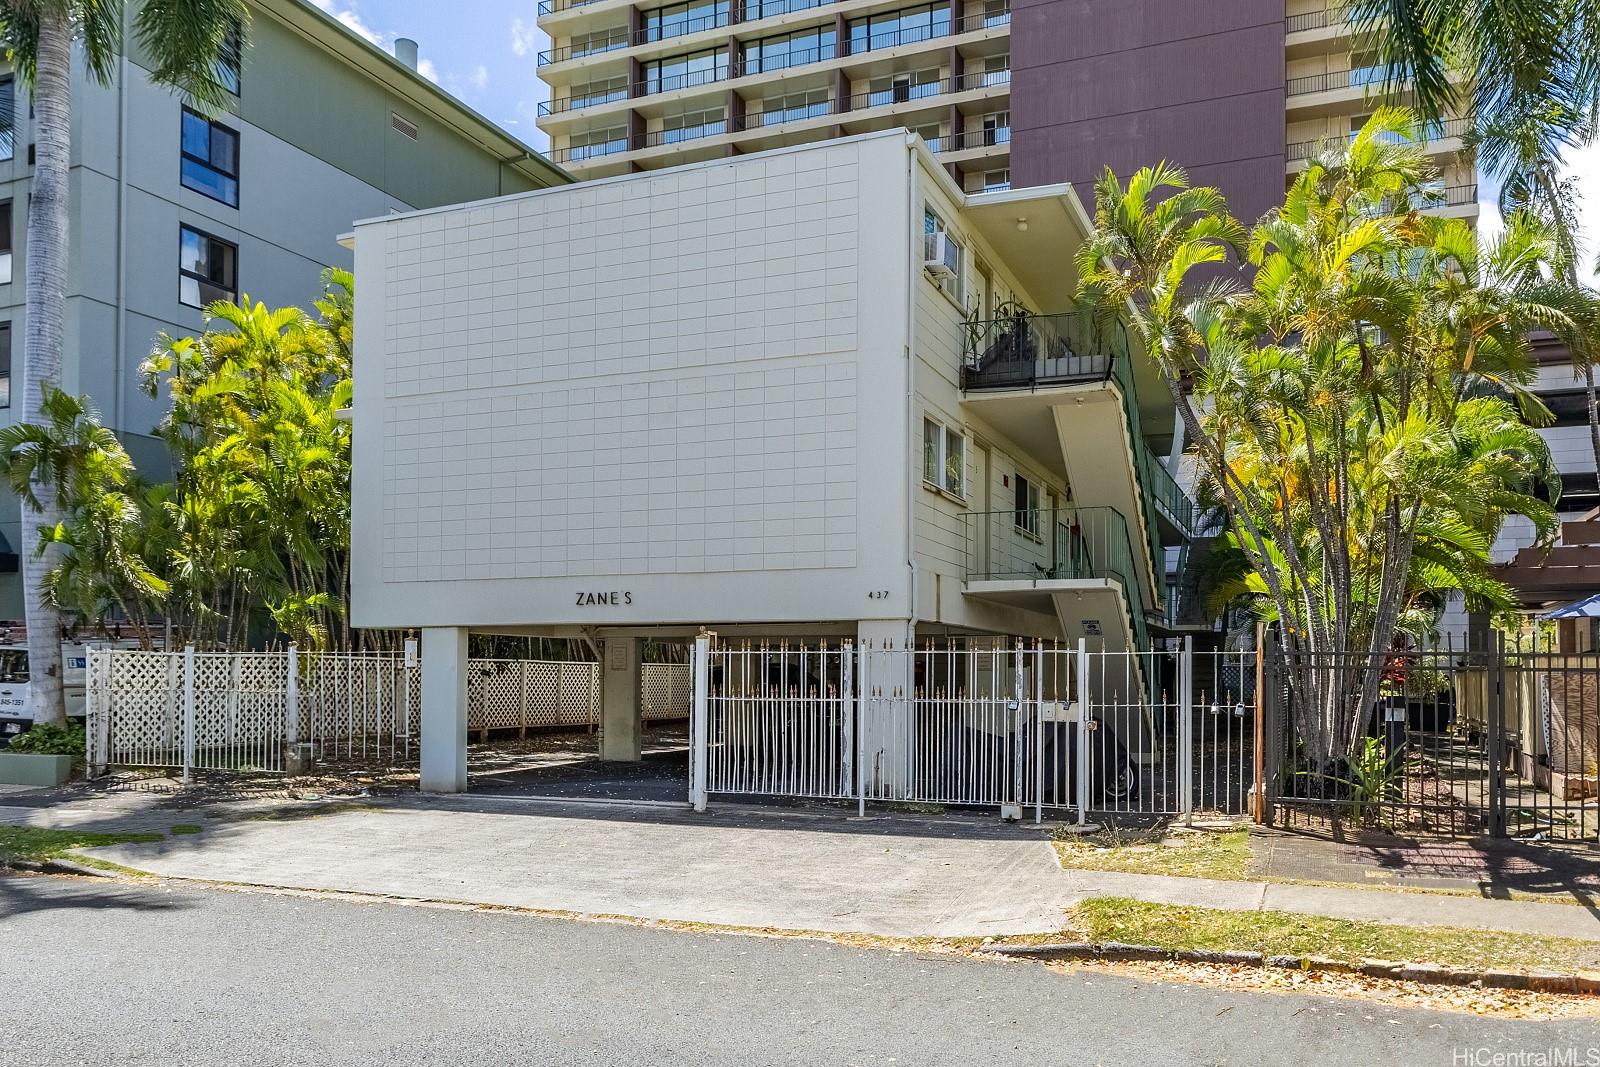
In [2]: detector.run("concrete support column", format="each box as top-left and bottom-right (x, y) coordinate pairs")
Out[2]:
(600, 636), (644, 762)
(419, 626), (468, 793)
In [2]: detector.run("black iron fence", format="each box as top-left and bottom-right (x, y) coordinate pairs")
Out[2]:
(1258, 635), (1599, 842)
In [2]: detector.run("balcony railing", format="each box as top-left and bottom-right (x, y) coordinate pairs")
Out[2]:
(642, 118), (729, 147)
(737, 100), (834, 129)
(549, 137), (632, 163)
(538, 0), (604, 16)
(846, 67), (1007, 110)
(740, 43), (837, 75)
(1284, 4), (1351, 33)
(538, 30), (630, 65)
(745, 0), (837, 18)
(539, 84), (630, 115)
(1444, 182), (1478, 206)
(1285, 65), (1396, 96)
(959, 505), (1152, 651)
(946, 125), (1010, 150)
(953, 7), (1010, 32)
(1285, 115), (1473, 161)
(961, 311), (1127, 391)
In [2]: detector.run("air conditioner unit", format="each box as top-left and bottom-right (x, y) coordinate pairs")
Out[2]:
(924, 232), (958, 279)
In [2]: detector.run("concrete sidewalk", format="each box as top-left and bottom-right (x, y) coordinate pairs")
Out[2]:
(5, 794), (1599, 941)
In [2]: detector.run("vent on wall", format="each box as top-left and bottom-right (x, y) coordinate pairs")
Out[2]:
(390, 111), (419, 140)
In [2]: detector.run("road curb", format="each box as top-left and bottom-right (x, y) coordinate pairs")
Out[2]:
(978, 941), (1600, 993)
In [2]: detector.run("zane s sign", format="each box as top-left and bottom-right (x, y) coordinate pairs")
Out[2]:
(575, 590), (633, 606)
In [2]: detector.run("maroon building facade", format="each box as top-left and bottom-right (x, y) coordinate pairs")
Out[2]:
(1009, 0), (1287, 222)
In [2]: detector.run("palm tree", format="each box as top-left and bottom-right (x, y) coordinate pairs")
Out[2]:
(1078, 108), (1581, 762)
(0, 0), (246, 720)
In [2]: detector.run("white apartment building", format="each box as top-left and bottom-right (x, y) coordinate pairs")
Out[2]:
(349, 130), (1194, 790)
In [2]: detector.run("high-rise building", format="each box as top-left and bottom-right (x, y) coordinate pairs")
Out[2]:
(534, 0), (1476, 224)
(0, 0), (569, 614)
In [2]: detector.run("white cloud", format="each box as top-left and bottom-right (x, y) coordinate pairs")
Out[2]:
(1479, 142), (1600, 287)
(468, 64), (489, 92)
(510, 17), (539, 58)
(417, 58), (440, 83)
(310, 0), (386, 47)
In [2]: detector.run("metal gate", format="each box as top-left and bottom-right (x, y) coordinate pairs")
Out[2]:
(687, 634), (1258, 820)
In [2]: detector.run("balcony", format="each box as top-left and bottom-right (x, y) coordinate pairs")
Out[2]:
(541, 63), (730, 115)
(737, 99), (834, 129)
(745, 0), (837, 17)
(1286, 65), (1394, 97)
(741, 42), (838, 76)
(959, 506), (1153, 695)
(538, 0), (605, 15)
(960, 310), (1126, 391)
(1285, 5), (1352, 34)
(846, 6), (1006, 58)
(538, 30), (630, 66)
(846, 66), (1007, 110)
(642, 117), (729, 147)
(549, 136), (631, 163)
(946, 125), (1010, 151)
(1285, 115), (1471, 161)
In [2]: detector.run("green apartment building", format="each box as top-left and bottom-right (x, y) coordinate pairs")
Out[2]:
(0, 0), (569, 615)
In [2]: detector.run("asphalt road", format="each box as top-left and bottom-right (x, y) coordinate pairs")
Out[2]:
(0, 873), (1591, 1067)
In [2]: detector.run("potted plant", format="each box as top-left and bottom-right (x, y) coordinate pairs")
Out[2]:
(0, 722), (84, 787)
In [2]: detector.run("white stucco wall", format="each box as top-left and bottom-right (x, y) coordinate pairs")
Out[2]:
(352, 132), (916, 630)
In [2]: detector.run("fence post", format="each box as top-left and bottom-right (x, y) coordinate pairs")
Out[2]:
(1075, 637), (1090, 824)
(1251, 626), (1267, 824)
(1034, 641), (1044, 824)
(181, 645), (196, 784)
(689, 631), (711, 813)
(1008, 640), (1025, 819)
(1488, 630), (1507, 838)
(857, 640), (868, 817)
(88, 648), (111, 778)
(284, 643), (303, 774)
(841, 641), (854, 795)
(1180, 635), (1194, 826)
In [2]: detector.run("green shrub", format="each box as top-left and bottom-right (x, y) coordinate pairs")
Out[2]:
(6, 722), (86, 757)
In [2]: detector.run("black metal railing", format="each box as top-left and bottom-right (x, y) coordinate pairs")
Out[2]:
(538, 30), (630, 65)
(1286, 116), (1472, 161)
(960, 310), (1126, 391)
(1284, 4), (1350, 33)
(549, 137), (631, 163)
(946, 125), (1010, 150)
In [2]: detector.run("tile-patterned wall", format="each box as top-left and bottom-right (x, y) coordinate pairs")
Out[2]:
(375, 142), (866, 583)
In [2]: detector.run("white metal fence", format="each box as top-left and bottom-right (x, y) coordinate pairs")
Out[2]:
(688, 635), (1257, 821)
(87, 648), (691, 776)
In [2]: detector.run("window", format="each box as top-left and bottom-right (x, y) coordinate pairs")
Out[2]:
(0, 321), (10, 409)
(743, 26), (835, 74)
(923, 206), (965, 304)
(214, 19), (243, 95)
(657, 107), (726, 144)
(641, 0), (729, 42)
(981, 168), (1010, 192)
(1014, 474), (1041, 537)
(848, 3), (950, 53)
(981, 54), (1010, 86)
(567, 125), (630, 160)
(180, 107), (239, 207)
(0, 202), (11, 285)
(922, 416), (965, 497)
(643, 47), (729, 94)
(0, 76), (12, 161)
(865, 67), (940, 107)
(754, 88), (831, 126)
(981, 110), (1010, 145)
(569, 75), (630, 110)
(179, 225), (237, 308)
(910, 122), (943, 151)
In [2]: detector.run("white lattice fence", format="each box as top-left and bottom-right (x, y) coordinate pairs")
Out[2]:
(642, 663), (692, 720)
(88, 650), (686, 773)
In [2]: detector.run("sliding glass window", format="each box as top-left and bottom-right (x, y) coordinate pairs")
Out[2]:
(640, 0), (729, 42)
(847, 4), (950, 54)
(643, 47), (729, 94)
(743, 27), (835, 74)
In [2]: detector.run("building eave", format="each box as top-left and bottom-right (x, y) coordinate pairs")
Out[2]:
(254, 0), (571, 189)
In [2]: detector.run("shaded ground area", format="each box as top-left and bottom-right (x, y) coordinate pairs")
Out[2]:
(466, 723), (691, 802)
(1252, 826), (1600, 902)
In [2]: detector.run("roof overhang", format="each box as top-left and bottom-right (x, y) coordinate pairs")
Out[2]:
(255, 0), (571, 190)
(961, 184), (1089, 315)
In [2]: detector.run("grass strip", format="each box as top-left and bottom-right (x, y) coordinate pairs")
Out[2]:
(1054, 829), (1252, 881)
(0, 826), (165, 863)
(1069, 897), (1600, 972)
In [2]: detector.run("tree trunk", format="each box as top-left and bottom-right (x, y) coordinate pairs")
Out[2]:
(1584, 354), (1600, 483)
(20, 11), (76, 728)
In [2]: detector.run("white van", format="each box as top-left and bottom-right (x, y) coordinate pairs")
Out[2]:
(0, 642), (140, 742)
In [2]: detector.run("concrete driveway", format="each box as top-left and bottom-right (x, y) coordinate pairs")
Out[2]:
(81, 800), (1075, 938)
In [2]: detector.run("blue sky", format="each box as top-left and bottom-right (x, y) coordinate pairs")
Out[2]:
(312, 0), (553, 148)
